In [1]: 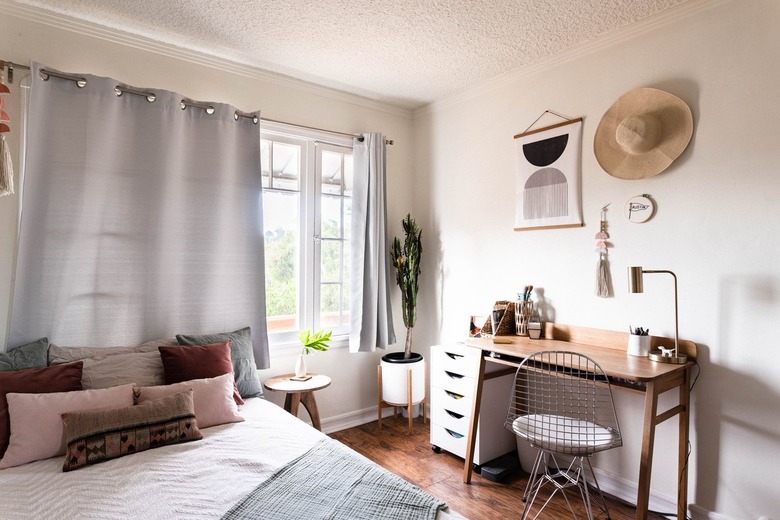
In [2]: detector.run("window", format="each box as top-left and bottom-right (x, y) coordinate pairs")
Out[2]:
(261, 122), (353, 347)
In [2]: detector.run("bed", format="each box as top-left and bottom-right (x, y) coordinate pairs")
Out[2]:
(0, 336), (460, 519)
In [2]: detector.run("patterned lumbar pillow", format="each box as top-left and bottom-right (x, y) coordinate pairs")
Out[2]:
(61, 389), (202, 471)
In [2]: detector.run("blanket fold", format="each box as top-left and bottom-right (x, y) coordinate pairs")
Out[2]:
(222, 437), (446, 520)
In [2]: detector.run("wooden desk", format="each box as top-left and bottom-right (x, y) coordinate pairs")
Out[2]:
(263, 373), (331, 431)
(463, 323), (696, 520)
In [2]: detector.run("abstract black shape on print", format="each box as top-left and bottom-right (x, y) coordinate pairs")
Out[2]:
(523, 134), (569, 167)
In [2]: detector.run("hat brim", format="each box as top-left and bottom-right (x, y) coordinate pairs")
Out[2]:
(594, 88), (693, 180)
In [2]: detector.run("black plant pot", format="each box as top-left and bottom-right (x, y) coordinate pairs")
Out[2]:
(381, 351), (423, 364)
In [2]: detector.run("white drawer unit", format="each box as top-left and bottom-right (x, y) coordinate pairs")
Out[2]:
(429, 343), (517, 468)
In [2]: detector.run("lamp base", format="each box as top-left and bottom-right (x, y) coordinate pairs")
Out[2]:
(648, 348), (688, 364)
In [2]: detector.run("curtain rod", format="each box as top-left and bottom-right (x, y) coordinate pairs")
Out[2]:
(260, 117), (394, 145)
(4, 60), (389, 140)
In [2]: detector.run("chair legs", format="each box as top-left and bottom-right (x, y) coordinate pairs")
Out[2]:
(520, 450), (612, 520)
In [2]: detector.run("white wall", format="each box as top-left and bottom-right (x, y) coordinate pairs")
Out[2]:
(413, 1), (779, 518)
(0, 9), (415, 428)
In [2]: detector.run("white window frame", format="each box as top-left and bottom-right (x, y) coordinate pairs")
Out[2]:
(261, 120), (353, 353)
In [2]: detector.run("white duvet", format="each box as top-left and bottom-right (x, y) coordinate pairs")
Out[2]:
(0, 398), (459, 519)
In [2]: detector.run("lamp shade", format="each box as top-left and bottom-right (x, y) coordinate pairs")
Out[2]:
(628, 266), (644, 293)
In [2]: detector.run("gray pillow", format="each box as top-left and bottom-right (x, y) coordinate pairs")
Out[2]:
(0, 338), (49, 371)
(175, 327), (263, 399)
(48, 337), (177, 365)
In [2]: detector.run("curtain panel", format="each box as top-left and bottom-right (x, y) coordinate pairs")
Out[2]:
(349, 133), (395, 352)
(9, 64), (270, 368)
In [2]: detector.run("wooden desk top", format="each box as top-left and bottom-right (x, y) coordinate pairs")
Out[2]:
(464, 323), (696, 383)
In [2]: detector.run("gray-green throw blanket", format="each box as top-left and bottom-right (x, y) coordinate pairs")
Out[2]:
(222, 438), (446, 520)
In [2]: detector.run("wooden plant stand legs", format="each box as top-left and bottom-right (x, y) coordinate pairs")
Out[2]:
(377, 362), (427, 434)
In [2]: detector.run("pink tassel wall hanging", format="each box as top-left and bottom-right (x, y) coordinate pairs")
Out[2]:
(595, 203), (612, 297)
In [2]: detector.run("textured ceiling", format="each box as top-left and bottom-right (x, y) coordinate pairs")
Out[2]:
(15, 0), (689, 110)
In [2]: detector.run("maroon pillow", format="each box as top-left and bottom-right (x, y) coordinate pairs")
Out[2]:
(0, 361), (84, 458)
(158, 341), (243, 405)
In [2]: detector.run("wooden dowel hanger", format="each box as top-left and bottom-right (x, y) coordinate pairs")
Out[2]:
(0, 63), (9, 133)
(1, 59), (31, 85)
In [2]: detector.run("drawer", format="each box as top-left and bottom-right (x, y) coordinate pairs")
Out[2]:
(430, 368), (475, 396)
(430, 404), (471, 433)
(430, 385), (473, 417)
(430, 423), (468, 458)
(430, 344), (481, 379)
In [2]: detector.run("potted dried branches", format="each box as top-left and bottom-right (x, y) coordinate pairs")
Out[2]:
(380, 214), (425, 408)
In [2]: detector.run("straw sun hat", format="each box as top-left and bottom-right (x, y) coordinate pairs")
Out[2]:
(594, 87), (693, 180)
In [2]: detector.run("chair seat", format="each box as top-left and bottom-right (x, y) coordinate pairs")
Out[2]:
(513, 414), (619, 455)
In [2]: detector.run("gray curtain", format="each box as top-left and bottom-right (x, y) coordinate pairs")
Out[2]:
(8, 63), (270, 368)
(349, 133), (395, 352)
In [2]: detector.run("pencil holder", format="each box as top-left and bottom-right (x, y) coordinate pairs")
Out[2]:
(515, 301), (534, 336)
(627, 334), (650, 357)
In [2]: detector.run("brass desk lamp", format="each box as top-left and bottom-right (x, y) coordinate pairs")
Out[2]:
(627, 266), (688, 364)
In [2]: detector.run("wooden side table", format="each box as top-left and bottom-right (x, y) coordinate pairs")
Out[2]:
(263, 373), (331, 431)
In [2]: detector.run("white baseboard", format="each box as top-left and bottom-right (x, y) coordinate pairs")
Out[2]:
(321, 403), (429, 434)
(688, 504), (733, 520)
(592, 467), (677, 515)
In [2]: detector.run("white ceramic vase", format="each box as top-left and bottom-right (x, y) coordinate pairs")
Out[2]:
(295, 354), (307, 377)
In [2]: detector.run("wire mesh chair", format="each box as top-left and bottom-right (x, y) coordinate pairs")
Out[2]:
(505, 351), (623, 520)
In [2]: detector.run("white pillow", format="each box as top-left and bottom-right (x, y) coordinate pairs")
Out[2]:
(134, 373), (244, 428)
(0, 384), (135, 469)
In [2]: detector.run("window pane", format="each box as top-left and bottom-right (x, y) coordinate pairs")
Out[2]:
(261, 140), (270, 189)
(272, 142), (300, 191)
(263, 191), (299, 333)
(321, 196), (342, 239)
(320, 239), (342, 283)
(320, 283), (348, 328)
(343, 198), (352, 243)
(343, 155), (353, 197)
(321, 150), (342, 195)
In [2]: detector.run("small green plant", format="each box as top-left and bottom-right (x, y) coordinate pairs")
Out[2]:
(299, 329), (332, 355)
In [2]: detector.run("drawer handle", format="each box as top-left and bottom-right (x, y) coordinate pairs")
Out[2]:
(445, 352), (464, 360)
(444, 428), (464, 439)
(445, 390), (464, 400)
(444, 370), (464, 380)
(445, 409), (464, 419)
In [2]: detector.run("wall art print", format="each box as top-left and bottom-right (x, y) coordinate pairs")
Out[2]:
(514, 118), (583, 231)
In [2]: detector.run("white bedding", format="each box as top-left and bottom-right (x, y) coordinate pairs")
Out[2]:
(0, 398), (459, 519)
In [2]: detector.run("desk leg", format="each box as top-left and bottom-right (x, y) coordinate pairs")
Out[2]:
(637, 380), (659, 520)
(677, 367), (691, 520)
(463, 354), (487, 484)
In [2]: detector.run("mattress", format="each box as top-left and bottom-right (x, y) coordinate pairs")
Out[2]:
(0, 398), (460, 519)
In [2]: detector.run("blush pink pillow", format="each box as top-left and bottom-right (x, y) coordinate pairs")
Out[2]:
(0, 384), (135, 469)
(0, 362), (84, 459)
(134, 372), (244, 428)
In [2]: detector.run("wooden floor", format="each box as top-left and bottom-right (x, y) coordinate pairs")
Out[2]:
(330, 415), (666, 520)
